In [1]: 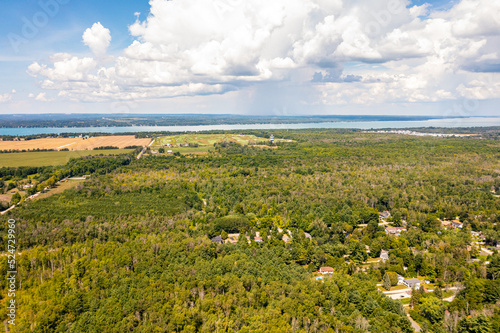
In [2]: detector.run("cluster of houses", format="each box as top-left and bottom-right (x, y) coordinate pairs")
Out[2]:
(161, 142), (198, 148)
(211, 229), (312, 245)
(438, 218), (463, 229)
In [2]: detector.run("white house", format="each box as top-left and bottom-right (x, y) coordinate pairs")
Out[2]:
(380, 251), (389, 262)
(403, 278), (421, 289)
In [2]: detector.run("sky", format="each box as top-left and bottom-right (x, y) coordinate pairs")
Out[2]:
(0, 0), (499, 116)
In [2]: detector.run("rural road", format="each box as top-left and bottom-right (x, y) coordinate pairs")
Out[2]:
(137, 139), (154, 160)
(358, 218), (391, 228)
(407, 314), (421, 332)
(0, 205), (16, 215)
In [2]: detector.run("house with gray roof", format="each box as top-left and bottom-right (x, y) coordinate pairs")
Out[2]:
(403, 278), (421, 289)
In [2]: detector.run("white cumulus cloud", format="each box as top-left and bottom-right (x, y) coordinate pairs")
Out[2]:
(82, 22), (112, 57)
(25, 0), (500, 109)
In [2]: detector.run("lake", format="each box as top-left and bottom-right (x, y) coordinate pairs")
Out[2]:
(1, 117), (499, 136)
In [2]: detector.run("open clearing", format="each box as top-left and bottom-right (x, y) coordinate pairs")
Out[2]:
(0, 188), (26, 207)
(0, 135), (151, 151)
(153, 134), (269, 147)
(0, 149), (134, 167)
(34, 178), (84, 201)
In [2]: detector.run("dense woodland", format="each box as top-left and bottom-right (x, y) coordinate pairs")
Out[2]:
(1, 129), (499, 332)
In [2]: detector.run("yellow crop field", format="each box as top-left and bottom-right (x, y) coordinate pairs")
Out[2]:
(0, 135), (151, 151)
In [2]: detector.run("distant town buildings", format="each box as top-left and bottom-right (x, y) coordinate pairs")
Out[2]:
(365, 130), (476, 138)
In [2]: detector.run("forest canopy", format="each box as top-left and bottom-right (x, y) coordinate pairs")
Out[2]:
(1, 128), (499, 332)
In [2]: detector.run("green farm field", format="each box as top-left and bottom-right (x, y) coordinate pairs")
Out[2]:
(153, 133), (269, 147)
(0, 149), (134, 167)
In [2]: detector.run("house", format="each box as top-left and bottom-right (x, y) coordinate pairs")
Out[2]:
(380, 251), (389, 262)
(450, 220), (463, 229)
(397, 275), (405, 285)
(167, 150), (173, 154)
(254, 236), (263, 243)
(385, 226), (406, 235)
(440, 219), (451, 229)
(379, 210), (391, 219)
(403, 278), (421, 289)
(211, 236), (224, 244)
(225, 233), (239, 244)
(282, 234), (291, 243)
(319, 267), (334, 275)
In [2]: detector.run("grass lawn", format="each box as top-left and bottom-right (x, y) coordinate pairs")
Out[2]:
(0, 149), (134, 167)
(366, 258), (381, 263)
(378, 285), (410, 292)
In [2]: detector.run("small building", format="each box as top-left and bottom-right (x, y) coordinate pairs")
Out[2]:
(397, 275), (405, 285)
(440, 219), (451, 229)
(379, 210), (391, 219)
(254, 236), (263, 243)
(450, 220), (463, 229)
(282, 234), (291, 243)
(270, 134), (274, 143)
(380, 251), (389, 262)
(385, 226), (407, 235)
(167, 150), (173, 154)
(225, 233), (239, 244)
(403, 278), (421, 289)
(211, 236), (224, 244)
(319, 267), (334, 275)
